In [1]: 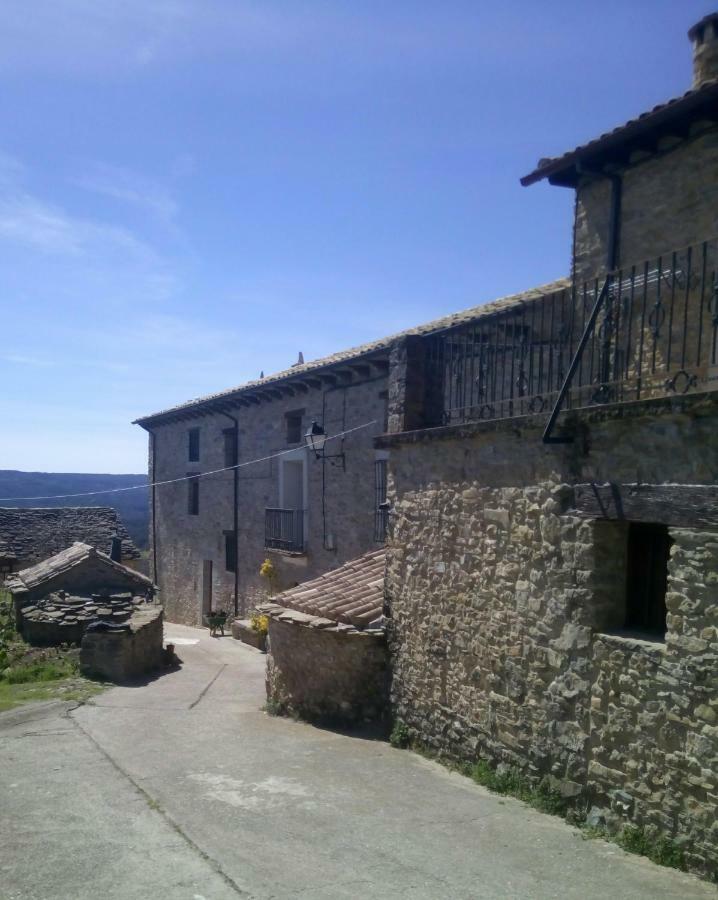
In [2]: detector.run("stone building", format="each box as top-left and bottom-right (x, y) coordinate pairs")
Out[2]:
(135, 295), (569, 625)
(260, 547), (387, 723)
(378, 14), (718, 877)
(134, 345), (392, 624)
(6, 542), (162, 682)
(0, 506), (140, 574)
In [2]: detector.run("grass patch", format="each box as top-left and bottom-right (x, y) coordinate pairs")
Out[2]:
(468, 759), (570, 816)
(615, 825), (687, 871)
(0, 590), (107, 712)
(0, 677), (106, 712)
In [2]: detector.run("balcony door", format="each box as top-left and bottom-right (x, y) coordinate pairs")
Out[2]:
(281, 459), (305, 511)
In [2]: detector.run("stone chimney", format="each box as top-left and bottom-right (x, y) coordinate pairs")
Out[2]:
(689, 12), (718, 87)
(110, 534), (122, 563)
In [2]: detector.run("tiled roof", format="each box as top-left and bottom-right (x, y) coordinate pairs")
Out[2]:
(263, 548), (386, 629)
(6, 541), (152, 595)
(521, 79), (718, 187)
(134, 279), (569, 426)
(0, 507), (140, 567)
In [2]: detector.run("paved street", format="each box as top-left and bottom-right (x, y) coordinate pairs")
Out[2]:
(1, 625), (714, 900)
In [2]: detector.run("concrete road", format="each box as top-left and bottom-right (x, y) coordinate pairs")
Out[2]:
(1, 625), (714, 900)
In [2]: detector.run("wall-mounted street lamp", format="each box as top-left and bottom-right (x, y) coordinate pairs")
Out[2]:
(305, 420), (345, 468)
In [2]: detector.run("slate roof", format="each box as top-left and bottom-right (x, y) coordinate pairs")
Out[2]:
(6, 541), (152, 595)
(134, 279), (569, 427)
(521, 79), (718, 187)
(262, 548), (386, 629)
(0, 507), (140, 567)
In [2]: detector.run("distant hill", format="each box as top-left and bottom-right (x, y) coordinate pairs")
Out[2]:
(0, 470), (149, 549)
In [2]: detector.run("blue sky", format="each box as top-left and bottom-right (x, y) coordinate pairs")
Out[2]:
(0, 0), (713, 473)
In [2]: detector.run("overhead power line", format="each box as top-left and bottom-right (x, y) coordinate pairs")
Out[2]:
(0, 419), (378, 503)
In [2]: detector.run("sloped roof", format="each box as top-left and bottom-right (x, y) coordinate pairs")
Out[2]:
(521, 79), (718, 187)
(265, 548), (385, 628)
(134, 279), (569, 427)
(0, 507), (140, 565)
(6, 541), (152, 595)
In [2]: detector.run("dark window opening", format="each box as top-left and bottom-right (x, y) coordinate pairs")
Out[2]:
(188, 427), (200, 462)
(188, 476), (199, 516)
(225, 531), (237, 572)
(374, 458), (388, 542)
(625, 522), (671, 637)
(379, 390), (389, 433)
(223, 428), (238, 467)
(285, 410), (304, 445)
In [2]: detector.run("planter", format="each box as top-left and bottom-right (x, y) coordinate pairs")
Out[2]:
(231, 619), (268, 652)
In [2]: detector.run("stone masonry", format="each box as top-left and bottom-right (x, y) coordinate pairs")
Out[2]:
(148, 376), (388, 624)
(380, 393), (718, 877)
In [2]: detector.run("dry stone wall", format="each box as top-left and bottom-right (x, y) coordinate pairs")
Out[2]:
(383, 394), (718, 876)
(265, 615), (387, 723)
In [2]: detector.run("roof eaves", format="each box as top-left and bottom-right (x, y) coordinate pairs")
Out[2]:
(133, 278), (569, 427)
(520, 80), (718, 188)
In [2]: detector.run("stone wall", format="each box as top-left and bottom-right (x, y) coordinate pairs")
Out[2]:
(382, 393), (718, 876)
(265, 614), (388, 723)
(574, 124), (718, 280)
(150, 375), (388, 625)
(80, 606), (164, 683)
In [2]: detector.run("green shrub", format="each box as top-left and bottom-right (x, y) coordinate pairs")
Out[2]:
(616, 825), (686, 871)
(389, 720), (410, 749)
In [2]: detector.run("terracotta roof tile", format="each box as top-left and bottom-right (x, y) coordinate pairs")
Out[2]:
(521, 79), (718, 187)
(267, 548), (385, 628)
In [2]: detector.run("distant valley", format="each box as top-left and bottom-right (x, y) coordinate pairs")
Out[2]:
(0, 470), (149, 549)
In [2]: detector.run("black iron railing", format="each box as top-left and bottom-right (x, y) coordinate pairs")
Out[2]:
(265, 508), (305, 552)
(426, 240), (718, 429)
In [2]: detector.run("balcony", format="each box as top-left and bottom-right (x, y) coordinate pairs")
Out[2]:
(425, 240), (718, 434)
(265, 508), (305, 553)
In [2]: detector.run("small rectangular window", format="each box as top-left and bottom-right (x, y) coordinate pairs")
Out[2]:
(285, 410), (304, 445)
(379, 390), (389, 433)
(187, 476), (199, 515)
(225, 532), (236, 572)
(625, 522), (671, 637)
(374, 458), (388, 542)
(188, 427), (200, 462)
(223, 428), (238, 467)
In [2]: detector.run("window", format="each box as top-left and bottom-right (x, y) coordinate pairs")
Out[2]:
(223, 428), (238, 467)
(592, 519), (671, 640)
(187, 475), (199, 515)
(285, 410), (304, 445)
(374, 457), (388, 542)
(625, 522), (671, 637)
(224, 531), (236, 572)
(188, 427), (200, 462)
(379, 390), (389, 433)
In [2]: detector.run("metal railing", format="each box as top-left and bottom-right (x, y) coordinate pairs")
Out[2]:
(425, 240), (718, 429)
(264, 508), (305, 552)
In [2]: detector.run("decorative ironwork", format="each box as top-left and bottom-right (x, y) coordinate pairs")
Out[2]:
(265, 508), (304, 552)
(665, 370), (698, 394)
(423, 239), (717, 434)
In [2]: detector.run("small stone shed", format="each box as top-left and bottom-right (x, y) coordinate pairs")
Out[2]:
(6, 542), (163, 683)
(260, 548), (388, 723)
(0, 506), (140, 573)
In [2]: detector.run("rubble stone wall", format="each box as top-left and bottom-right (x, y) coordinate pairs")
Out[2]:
(383, 395), (718, 876)
(266, 616), (388, 723)
(80, 606), (164, 683)
(574, 125), (718, 280)
(150, 376), (388, 625)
